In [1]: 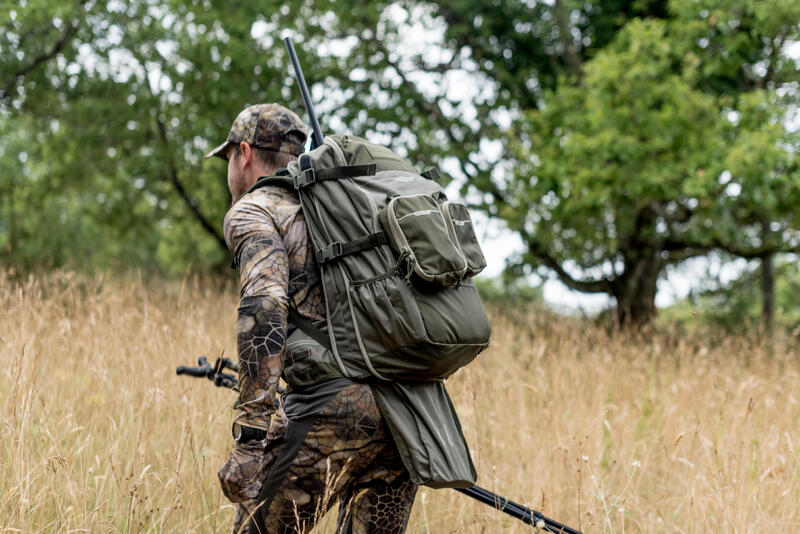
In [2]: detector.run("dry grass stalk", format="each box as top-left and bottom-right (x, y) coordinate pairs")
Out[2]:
(1, 271), (799, 532)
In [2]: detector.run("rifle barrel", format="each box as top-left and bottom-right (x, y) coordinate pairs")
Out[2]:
(283, 37), (324, 149)
(457, 485), (582, 534)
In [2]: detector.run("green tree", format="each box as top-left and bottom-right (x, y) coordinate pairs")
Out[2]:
(669, 0), (800, 330)
(501, 3), (799, 325)
(661, 255), (800, 333)
(1, 0), (798, 333)
(1, 0), (370, 272)
(4, 0), (665, 273)
(507, 19), (724, 324)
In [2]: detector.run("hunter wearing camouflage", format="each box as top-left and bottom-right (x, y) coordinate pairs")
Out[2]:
(205, 104), (417, 534)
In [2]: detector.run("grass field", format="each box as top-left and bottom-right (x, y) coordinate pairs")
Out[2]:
(2, 272), (799, 533)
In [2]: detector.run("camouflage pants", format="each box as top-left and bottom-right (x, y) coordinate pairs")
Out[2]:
(231, 382), (417, 534)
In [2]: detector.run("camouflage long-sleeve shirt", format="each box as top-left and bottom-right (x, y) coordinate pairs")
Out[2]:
(223, 182), (326, 430)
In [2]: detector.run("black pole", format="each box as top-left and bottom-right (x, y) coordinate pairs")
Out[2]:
(457, 486), (582, 534)
(283, 37), (324, 150)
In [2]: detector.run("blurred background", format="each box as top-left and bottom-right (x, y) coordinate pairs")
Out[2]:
(2, 0), (799, 331)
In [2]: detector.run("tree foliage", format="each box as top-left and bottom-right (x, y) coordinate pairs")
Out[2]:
(500, 1), (799, 324)
(1, 0), (670, 274)
(1, 0), (798, 327)
(1, 0), (390, 273)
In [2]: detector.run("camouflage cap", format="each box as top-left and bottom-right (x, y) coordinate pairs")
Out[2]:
(204, 103), (307, 160)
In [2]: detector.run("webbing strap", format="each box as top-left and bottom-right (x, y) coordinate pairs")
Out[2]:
(315, 231), (387, 264)
(287, 308), (331, 350)
(245, 172), (294, 195)
(248, 417), (316, 534)
(294, 164), (377, 189)
(247, 378), (352, 534)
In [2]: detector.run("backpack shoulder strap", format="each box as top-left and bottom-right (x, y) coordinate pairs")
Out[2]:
(287, 308), (331, 350)
(245, 169), (294, 195)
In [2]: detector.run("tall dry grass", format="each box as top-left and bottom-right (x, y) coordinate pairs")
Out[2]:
(1, 272), (799, 533)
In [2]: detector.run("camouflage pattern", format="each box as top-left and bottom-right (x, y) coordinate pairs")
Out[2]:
(220, 184), (417, 533)
(232, 383), (416, 534)
(222, 185), (325, 431)
(206, 103), (308, 160)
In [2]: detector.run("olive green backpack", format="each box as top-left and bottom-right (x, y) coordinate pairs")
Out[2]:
(275, 134), (491, 383)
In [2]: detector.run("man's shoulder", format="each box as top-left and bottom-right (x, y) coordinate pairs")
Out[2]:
(223, 183), (303, 252)
(226, 185), (299, 222)
(248, 183), (300, 206)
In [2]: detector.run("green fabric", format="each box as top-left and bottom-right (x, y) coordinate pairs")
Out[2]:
(372, 381), (477, 488)
(346, 275), (489, 381)
(332, 134), (418, 174)
(442, 202), (487, 277)
(379, 194), (467, 286)
(284, 328), (344, 388)
(295, 163), (376, 188)
(282, 134), (491, 488)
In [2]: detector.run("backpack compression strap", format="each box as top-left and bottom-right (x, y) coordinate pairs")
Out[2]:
(293, 156), (388, 264)
(315, 231), (387, 264)
(294, 154), (376, 189)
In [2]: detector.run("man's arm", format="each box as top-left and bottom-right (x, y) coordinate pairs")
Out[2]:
(224, 195), (288, 431)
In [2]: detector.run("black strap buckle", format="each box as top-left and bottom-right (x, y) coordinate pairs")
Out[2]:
(317, 242), (343, 263)
(421, 168), (440, 180)
(294, 168), (316, 189)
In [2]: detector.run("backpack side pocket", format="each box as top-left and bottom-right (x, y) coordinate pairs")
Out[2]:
(440, 201), (487, 277)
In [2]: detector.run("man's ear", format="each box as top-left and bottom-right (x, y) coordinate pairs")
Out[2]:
(238, 141), (252, 168)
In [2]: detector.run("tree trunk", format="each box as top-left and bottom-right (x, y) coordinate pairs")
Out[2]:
(613, 204), (663, 327)
(5, 187), (15, 260)
(761, 253), (775, 333)
(613, 253), (662, 327)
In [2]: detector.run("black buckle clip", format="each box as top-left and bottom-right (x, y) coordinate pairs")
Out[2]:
(294, 168), (316, 189)
(317, 242), (343, 263)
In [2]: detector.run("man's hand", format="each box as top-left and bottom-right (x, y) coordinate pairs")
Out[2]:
(218, 437), (268, 503)
(219, 408), (288, 503)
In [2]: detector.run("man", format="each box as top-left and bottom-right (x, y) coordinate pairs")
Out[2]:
(205, 103), (417, 534)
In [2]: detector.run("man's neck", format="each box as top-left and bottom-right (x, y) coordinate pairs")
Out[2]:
(244, 165), (277, 191)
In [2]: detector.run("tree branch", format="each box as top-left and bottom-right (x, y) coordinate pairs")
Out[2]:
(664, 236), (800, 259)
(523, 231), (614, 294)
(152, 110), (227, 252)
(434, 4), (540, 109)
(138, 58), (227, 252)
(761, 28), (789, 88)
(553, 0), (582, 74)
(665, 246), (713, 263)
(1, 21), (78, 102)
(370, 37), (494, 187)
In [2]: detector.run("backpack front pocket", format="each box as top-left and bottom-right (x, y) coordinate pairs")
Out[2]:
(378, 194), (467, 287)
